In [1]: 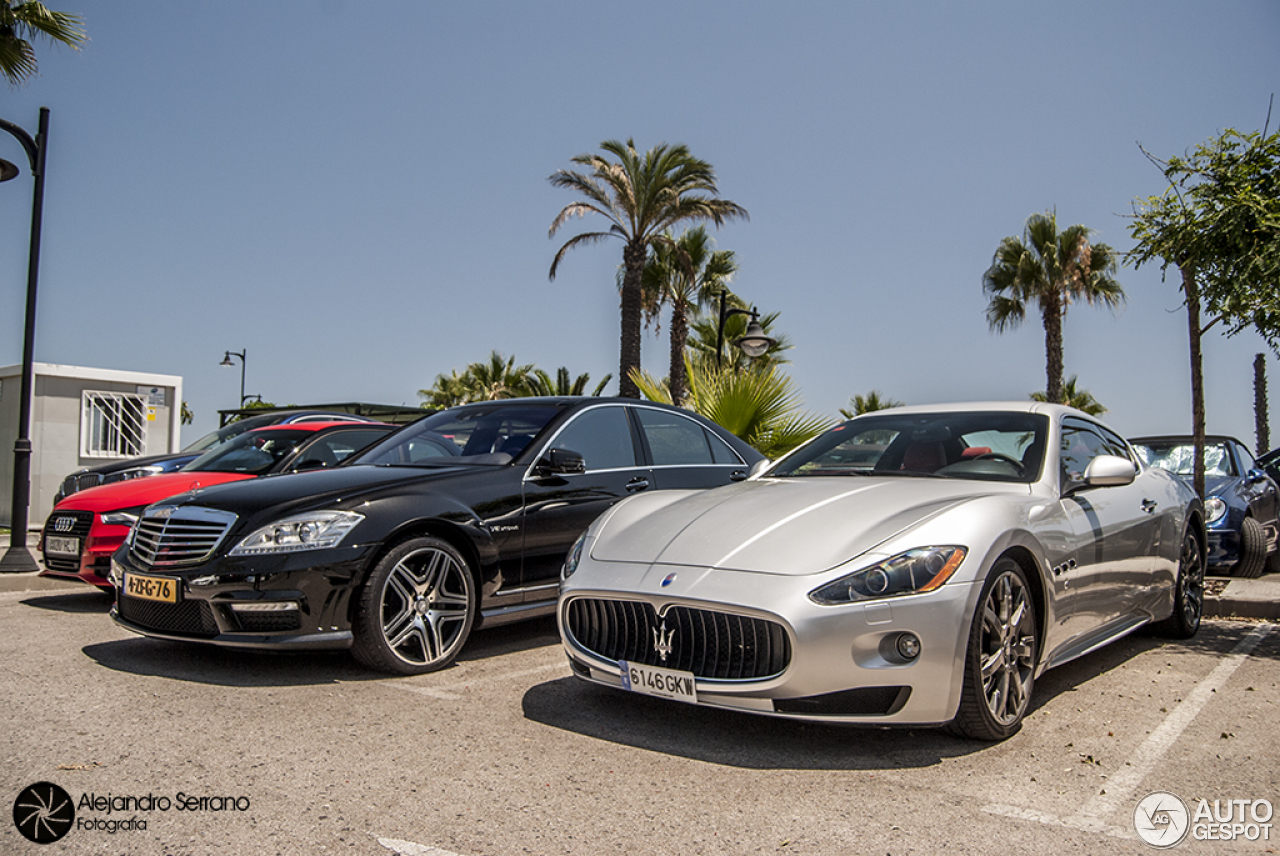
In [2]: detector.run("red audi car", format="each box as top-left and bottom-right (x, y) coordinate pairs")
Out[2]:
(40, 421), (393, 589)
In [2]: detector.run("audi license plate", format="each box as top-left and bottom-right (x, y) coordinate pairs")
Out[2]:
(124, 573), (178, 604)
(619, 660), (697, 704)
(45, 536), (78, 556)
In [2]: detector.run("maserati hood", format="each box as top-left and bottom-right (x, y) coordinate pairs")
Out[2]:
(590, 476), (1027, 576)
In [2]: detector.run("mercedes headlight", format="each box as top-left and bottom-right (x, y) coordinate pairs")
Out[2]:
(229, 510), (364, 555)
(1204, 497), (1228, 524)
(809, 546), (967, 604)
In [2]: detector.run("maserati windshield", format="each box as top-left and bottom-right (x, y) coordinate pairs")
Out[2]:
(769, 411), (1048, 483)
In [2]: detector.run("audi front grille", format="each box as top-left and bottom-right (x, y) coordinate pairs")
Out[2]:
(565, 597), (791, 680)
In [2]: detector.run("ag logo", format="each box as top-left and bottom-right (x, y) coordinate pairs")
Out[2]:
(1134, 791), (1190, 848)
(13, 781), (75, 844)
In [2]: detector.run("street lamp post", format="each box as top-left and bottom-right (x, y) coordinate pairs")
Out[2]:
(219, 349), (249, 405)
(0, 107), (50, 574)
(715, 290), (777, 369)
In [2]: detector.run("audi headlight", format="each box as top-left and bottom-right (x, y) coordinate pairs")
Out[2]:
(1204, 497), (1228, 524)
(229, 510), (364, 555)
(562, 531), (588, 581)
(809, 546), (967, 604)
(100, 508), (142, 527)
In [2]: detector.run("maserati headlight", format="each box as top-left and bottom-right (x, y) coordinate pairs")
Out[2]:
(809, 546), (967, 604)
(562, 531), (588, 581)
(229, 510), (364, 555)
(1204, 497), (1228, 524)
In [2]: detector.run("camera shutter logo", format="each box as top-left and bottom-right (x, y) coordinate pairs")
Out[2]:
(1134, 791), (1190, 848)
(13, 781), (75, 844)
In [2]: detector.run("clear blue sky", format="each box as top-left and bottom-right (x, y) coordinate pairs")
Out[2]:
(2, 1), (1278, 446)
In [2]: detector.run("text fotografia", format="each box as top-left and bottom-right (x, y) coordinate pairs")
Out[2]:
(79, 792), (251, 814)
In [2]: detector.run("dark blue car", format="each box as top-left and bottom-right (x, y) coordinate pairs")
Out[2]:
(1131, 435), (1280, 577)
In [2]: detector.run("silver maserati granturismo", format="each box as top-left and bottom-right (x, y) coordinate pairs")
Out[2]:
(557, 402), (1205, 740)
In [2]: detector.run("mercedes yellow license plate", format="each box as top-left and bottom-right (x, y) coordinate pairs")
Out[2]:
(124, 573), (178, 604)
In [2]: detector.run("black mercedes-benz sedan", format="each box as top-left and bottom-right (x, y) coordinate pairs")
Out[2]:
(110, 398), (764, 674)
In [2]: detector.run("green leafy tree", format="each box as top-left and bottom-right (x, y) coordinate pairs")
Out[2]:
(1, 1), (86, 86)
(1030, 376), (1106, 415)
(639, 226), (738, 407)
(1127, 124), (1280, 496)
(631, 358), (831, 459)
(521, 367), (612, 397)
(548, 139), (747, 398)
(839, 391), (904, 419)
(983, 211), (1124, 404)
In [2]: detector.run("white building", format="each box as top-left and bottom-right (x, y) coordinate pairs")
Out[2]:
(0, 363), (183, 528)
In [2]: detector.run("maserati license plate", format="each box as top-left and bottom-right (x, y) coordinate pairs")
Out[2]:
(619, 660), (697, 704)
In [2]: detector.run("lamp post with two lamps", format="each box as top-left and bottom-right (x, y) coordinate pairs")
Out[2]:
(0, 107), (50, 573)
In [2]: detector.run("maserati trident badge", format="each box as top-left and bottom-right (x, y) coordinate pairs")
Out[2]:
(653, 622), (674, 663)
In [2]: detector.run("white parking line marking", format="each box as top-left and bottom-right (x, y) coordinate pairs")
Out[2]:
(385, 661), (569, 701)
(377, 837), (466, 856)
(984, 622), (1273, 834)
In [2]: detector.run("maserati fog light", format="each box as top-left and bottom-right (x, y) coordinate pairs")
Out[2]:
(228, 601), (299, 613)
(896, 633), (921, 660)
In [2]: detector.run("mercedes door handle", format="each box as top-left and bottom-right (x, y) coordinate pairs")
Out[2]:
(626, 477), (650, 493)
(1141, 499), (1158, 514)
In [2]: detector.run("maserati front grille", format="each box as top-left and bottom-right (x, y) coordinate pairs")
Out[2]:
(565, 597), (791, 681)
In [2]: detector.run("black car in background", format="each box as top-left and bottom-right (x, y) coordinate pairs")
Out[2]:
(54, 410), (382, 506)
(1131, 434), (1280, 577)
(110, 398), (765, 674)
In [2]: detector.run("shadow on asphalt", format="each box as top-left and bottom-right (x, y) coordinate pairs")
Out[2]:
(521, 621), (1272, 770)
(78, 613), (563, 687)
(20, 589), (114, 613)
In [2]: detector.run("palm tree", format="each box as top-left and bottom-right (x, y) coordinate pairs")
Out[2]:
(418, 352), (535, 407)
(1, 1), (86, 86)
(1030, 375), (1106, 415)
(521, 367), (612, 397)
(982, 211), (1124, 404)
(839, 391), (903, 419)
(548, 139), (747, 398)
(640, 226), (737, 407)
(632, 358), (831, 459)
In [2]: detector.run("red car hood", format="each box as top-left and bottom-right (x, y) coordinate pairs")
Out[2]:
(52, 472), (256, 513)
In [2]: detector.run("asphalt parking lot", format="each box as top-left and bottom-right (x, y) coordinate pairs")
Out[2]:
(2, 566), (1277, 856)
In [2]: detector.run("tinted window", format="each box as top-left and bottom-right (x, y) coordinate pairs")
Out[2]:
(1060, 422), (1113, 483)
(300, 429), (391, 467)
(548, 407), (637, 471)
(770, 411), (1047, 484)
(354, 404), (559, 466)
(182, 430), (313, 475)
(708, 430), (744, 465)
(636, 408), (714, 466)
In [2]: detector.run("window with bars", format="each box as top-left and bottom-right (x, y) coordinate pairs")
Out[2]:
(82, 391), (147, 458)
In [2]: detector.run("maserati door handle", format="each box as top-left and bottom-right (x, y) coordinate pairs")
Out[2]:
(626, 477), (650, 493)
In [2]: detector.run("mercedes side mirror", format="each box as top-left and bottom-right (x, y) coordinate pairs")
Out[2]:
(535, 448), (586, 476)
